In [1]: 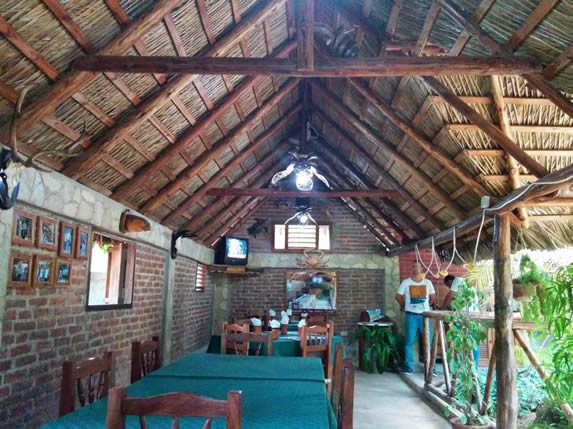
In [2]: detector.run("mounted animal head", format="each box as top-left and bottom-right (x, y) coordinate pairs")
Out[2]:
(119, 210), (151, 233)
(0, 87), (86, 210)
(247, 218), (269, 238)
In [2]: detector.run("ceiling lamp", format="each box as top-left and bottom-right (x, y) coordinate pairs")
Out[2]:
(284, 197), (316, 225)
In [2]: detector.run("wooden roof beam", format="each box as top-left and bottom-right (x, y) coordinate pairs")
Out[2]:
(446, 124), (573, 134)
(158, 106), (300, 223)
(429, 95), (559, 106)
(311, 81), (467, 220)
(504, 0), (559, 52)
(542, 44), (573, 80)
(312, 107), (444, 232)
(138, 81), (299, 214)
(434, 0), (573, 120)
(205, 189), (402, 198)
(387, 162), (573, 256)
(422, 76), (549, 178)
(523, 197), (573, 207)
(456, 149), (573, 161)
(348, 78), (489, 197)
(296, 0), (314, 71)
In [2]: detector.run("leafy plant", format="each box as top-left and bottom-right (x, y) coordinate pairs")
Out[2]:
(350, 326), (401, 373)
(445, 279), (491, 426)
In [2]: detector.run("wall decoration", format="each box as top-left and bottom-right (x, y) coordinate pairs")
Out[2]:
(55, 259), (72, 286)
(75, 226), (90, 260)
(59, 222), (75, 258)
(119, 210), (151, 233)
(36, 216), (58, 251)
(12, 210), (36, 246)
(33, 255), (55, 287)
(285, 270), (337, 311)
(8, 251), (32, 287)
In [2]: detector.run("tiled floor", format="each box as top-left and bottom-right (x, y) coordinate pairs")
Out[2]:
(353, 370), (450, 429)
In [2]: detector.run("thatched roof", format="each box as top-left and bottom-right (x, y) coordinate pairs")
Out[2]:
(0, 0), (572, 257)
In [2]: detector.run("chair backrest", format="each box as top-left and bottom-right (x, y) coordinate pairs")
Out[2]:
(340, 359), (355, 429)
(248, 332), (273, 356)
(130, 336), (160, 383)
(221, 323), (250, 355)
(331, 343), (344, 420)
(106, 387), (242, 429)
(59, 351), (114, 417)
(300, 323), (334, 391)
(307, 312), (328, 326)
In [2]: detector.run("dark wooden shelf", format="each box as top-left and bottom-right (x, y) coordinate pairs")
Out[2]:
(208, 265), (264, 277)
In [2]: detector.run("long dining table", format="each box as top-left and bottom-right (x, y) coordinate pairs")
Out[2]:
(40, 353), (336, 429)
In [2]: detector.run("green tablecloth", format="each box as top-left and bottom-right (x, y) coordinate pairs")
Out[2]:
(208, 333), (345, 360)
(40, 354), (336, 429)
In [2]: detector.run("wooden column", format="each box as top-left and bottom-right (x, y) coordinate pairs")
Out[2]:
(493, 213), (517, 428)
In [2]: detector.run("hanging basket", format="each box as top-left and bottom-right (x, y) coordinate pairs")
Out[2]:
(512, 280), (536, 302)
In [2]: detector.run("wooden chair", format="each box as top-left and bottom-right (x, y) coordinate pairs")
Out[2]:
(106, 387), (242, 429)
(307, 312), (328, 326)
(330, 343), (344, 423)
(131, 336), (160, 383)
(59, 351), (114, 417)
(340, 359), (355, 429)
(300, 323), (334, 393)
(221, 323), (250, 355)
(248, 332), (273, 356)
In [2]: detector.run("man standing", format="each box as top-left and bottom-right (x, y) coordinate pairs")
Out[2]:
(395, 262), (436, 374)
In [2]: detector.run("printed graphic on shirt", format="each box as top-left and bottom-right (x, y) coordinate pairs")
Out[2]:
(409, 285), (427, 305)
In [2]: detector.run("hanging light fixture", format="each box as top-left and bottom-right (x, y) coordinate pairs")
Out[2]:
(284, 197), (316, 225)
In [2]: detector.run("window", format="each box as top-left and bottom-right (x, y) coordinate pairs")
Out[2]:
(273, 224), (331, 250)
(195, 263), (207, 292)
(87, 232), (136, 310)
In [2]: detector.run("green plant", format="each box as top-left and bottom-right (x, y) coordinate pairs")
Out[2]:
(445, 279), (491, 426)
(350, 326), (401, 373)
(516, 255), (551, 321)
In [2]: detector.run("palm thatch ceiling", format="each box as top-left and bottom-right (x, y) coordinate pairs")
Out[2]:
(1, 0), (572, 255)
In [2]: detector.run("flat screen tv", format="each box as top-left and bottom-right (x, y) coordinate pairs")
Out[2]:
(214, 236), (249, 266)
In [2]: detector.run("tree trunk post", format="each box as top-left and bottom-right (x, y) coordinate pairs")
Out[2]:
(493, 213), (518, 428)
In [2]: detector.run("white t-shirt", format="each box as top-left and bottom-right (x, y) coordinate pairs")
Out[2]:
(397, 277), (435, 313)
(450, 277), (480, 312)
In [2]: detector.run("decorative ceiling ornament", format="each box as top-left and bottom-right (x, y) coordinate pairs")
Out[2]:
(284, 197), (316, 225)
(271, 122), (330, 191)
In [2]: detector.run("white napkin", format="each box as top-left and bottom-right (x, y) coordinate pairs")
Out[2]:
(268, 309), (276, 317)
(280, 311), (289, 325)
(298, 319), (306, 327)
(250, 317), (262, 326)
(270, 320), (281, 329)
(286, 308), (292, 316)
(301, 312), (308, 318)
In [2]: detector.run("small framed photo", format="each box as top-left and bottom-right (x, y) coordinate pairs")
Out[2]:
(59, 222), (75, 258)
(33, 255), (55, 287)
(8, 252), (33, 287)
(75, 226), (90, 260)
(12, 210), (36, 246)
(37, 217), (58, 251)
(55, 259), (72, 286)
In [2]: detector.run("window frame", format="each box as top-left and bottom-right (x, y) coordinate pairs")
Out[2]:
(86, 231), (137, 311)
(195, 263), (207, 292)
(272, 223), (332, 252)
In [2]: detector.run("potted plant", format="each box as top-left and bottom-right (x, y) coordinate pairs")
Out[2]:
(445, 279), (493, 428)
(350, 325), (402, 373)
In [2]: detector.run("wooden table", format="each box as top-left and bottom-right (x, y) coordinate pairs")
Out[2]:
(40, 354), (336, 428)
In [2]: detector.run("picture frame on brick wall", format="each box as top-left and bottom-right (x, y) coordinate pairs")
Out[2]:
(33, 255), (55, 287)
(59, 222), (75, 258)
(12, 209), (36, 247)
(36, 216), (58, 251)
(75, 226), (90, 260)
(55, 259), (72, 286)
(8, 251), (33, 288)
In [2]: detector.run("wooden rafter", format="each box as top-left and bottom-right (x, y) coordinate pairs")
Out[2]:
(296, 0), (314, 71)
(542, 44), (573, 80)
(387, 163), (573, 256)
(205, 189), (402, 198)
(312, 108), (444, 232)
(422, 76), (549, 178)
(504, 0), (559, 52)
(448, 0), (495, 56)
(434, 0), (573, 120)
(523, 197), (573, 207)
(138, 81), (300, 214)
(311, 81), (466, 220)
(446, 124), (573, 134)
(429, 95), (560, 106)
(456, 149), (573, 162)
(159, 105), (301, 224)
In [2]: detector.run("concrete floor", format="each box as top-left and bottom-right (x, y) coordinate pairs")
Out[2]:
(353, 370), (450, 429)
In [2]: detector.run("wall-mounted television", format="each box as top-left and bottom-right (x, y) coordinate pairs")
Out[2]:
(214, 236), (249, 266)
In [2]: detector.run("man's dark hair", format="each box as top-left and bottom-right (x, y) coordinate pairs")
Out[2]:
(444, 275), (455, 285)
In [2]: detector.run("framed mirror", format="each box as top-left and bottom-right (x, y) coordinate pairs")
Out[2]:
(286, 270), (337, 311)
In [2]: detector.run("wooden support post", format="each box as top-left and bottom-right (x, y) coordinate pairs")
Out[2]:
(481, 347), (496, 415)
(424, 316), (431, 382)
(493, 213), (518, 428)
(426, 320), (440, 386)
(438, 320), (451, 395)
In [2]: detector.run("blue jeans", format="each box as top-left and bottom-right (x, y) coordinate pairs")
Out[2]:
(404, 313), (432, 372)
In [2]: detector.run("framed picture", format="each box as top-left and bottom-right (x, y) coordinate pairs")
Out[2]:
(33, 255), (55, 287)
(36, 217), (58, 251)
(59, 222), (75, 258)
(12, 210), (36, 246)
(75, 226), (90, 260)
(8, 252), (33, 287)
(55, 259), (72, 286)
(286, 270), (337, 311)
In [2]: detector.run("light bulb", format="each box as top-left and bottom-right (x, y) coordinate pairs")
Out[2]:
(297, 213), (309, 224)
(295, 169), (313, 191)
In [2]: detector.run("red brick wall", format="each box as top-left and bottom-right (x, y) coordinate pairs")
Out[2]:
(399, 249), (466, 286)
(229, 268), (385, 336)
(230, 198), (383, 254)
(0, 241), (166, 428)
(170, 257), (212, 360)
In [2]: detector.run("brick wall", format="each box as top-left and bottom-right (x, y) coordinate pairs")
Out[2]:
(399, 249), (466, 286)
(170, 257), (213, 360)
(228, 268), (385, 337)
(0, 238), (166, 428)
